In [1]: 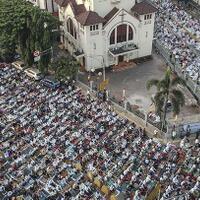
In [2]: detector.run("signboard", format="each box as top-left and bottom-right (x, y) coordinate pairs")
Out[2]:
(146, 183), (161, 200)
(33, 50), (40, 62)
(99, 79), (109, 91)
(33, 50), (40, 57)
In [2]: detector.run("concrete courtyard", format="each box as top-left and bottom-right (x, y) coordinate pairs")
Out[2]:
(107, 53), (164, 112)
(78, 52), (200, 124)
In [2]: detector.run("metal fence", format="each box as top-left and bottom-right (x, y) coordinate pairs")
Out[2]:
(77, 79), (167, 135)
(153, 40), (200, 103)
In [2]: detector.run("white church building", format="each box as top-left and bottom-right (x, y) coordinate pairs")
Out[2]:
(55, 0), (157, 71)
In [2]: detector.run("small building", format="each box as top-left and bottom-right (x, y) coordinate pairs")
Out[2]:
(55, 0), (157, 71)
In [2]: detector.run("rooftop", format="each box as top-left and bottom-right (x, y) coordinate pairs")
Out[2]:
(76, 11), (105, 26)
(131, 1), (157, 15)
(104, 7), (119, 24)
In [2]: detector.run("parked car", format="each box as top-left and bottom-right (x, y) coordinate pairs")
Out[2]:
(11, 60), (25, 71)
(14, 54), (20, 60)
(24, 68), (42, 80)
(40, 77), (60, 89)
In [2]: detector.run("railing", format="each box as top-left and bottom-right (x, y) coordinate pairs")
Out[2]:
(153, 39), (200, 103)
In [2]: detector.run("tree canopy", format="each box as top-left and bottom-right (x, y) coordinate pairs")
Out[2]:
(146, 68), (185, 131)
(52, 56), (80, 81)
(0, 0), (58, 70)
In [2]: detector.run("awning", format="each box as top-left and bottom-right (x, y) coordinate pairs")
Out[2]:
(109, 43), (138, 57)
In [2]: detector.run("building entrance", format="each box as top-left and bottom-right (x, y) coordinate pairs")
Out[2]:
(118, 55), (124, 63)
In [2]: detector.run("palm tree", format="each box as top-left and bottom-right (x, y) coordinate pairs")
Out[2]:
(146, 68), (185, 131)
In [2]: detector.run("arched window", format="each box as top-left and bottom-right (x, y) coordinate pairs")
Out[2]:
(128, 26), (133, 40)
(117, 24), (127, 43)
(110, 29), (115, 45)
(66, 18), (77, 39)
(109, 24), (134, 45)
(69, 18), (73, 35)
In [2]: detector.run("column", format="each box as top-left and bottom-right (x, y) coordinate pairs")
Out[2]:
(126, 24), (129, 42)
(126, 54), (129, 62)
(114, 28), (117, 44)
(115, 56), (118, 65)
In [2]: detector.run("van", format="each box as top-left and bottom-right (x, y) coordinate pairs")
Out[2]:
(11, 61), (25, 71)
(24, 68), (42, 80)
(40, 77), (60, 89)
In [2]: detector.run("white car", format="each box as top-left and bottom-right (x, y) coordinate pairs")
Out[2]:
(11, 61), (25, 71)
(24, 68), (42, 80)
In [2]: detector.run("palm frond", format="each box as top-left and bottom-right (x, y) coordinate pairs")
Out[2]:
(170, 89), (185, 106)
(163, 69), (171, 88)
(171, 76), (185, 87)
(170, 95), (181, 115)
(158, 79), (169, 92)
(146, 79), (159, 90)
(154, 91), (165, 115)
(165, 67), (172, 77)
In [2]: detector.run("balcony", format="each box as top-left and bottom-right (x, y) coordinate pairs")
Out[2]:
(109, 43), (138, 56)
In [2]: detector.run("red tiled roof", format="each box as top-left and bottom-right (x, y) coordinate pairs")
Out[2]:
(70, 2), (86, 16)
(131, 1), (157, 15)
(54, 0), (69, 7)
(75, 4), (86, 15)
(76, 11), (105, 26)
(104, 7), (119, 24)
(52, 12), (59, 17)
(55, 0), (86, 16)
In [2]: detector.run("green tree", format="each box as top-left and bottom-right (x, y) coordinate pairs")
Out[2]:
(0, 0), (58, 68)
(146, 68), (185, 131)
(53, 56), (80, 81)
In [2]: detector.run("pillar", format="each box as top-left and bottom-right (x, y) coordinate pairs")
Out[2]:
(126, 54), (129, 62)
(115, 57), (118, 65)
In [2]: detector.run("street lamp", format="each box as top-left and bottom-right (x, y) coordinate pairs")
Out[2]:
(89, 68), (95, 91)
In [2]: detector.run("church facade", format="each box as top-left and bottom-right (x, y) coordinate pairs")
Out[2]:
(55, 0), (157, 71)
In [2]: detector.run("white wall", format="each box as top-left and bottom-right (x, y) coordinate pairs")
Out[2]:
(137, 13), (155, 57)
(90, 0), (136, 17)
(84, 24), (104, 71)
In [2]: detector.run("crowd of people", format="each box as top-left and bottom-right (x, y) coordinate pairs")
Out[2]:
(154, 0), (200, 84)
(0, 64), (199, 200)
